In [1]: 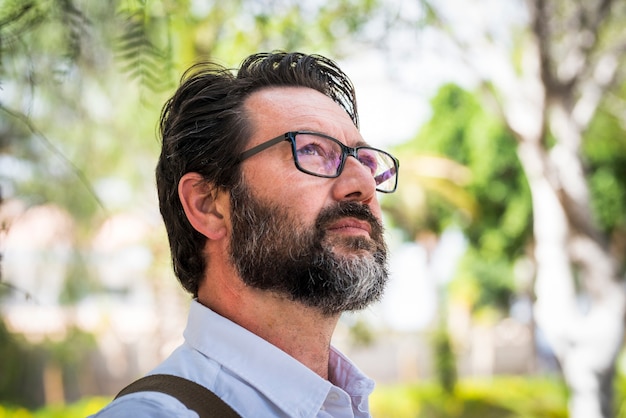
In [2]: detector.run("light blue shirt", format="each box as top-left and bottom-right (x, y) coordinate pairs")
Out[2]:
(91, 300), (375, 417)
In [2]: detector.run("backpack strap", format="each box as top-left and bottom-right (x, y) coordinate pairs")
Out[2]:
(115, 374), (241, 418)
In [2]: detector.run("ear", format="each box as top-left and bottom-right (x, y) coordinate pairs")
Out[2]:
(178, 172), (229, 240)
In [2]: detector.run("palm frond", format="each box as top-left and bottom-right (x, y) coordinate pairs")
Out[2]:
(56, 0), (91, 61)
(115, 9), (173, 95)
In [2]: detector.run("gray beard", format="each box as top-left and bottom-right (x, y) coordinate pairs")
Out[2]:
(228, 182), (389, 316)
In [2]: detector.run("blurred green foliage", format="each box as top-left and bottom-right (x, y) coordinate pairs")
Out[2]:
(0, 397), (109, 418)
(584, 97), (626, 236)
(0, 320), (97, 410)
(371, 376), (569, 418)
(389, 84), (533, 316)
(432, 326), (457, 394)
(394, 84), (533, 250)
(389, 81), (626, 317)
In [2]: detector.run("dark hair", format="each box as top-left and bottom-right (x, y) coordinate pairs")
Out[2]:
(156, 51), (359, 296)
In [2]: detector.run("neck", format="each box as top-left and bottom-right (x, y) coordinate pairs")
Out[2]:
(198, 273), (340, 380)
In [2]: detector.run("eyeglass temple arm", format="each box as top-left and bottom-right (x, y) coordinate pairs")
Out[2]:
(237, 134), (289, 162)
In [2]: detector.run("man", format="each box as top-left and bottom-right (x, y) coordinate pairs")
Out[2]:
(93, 51), (399, 417)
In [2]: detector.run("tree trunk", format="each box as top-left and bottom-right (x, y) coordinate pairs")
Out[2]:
(508, 83), (626, 417)
(495, 2), (626, 415)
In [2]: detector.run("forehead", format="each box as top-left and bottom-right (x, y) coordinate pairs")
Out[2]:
(243, 87), (361, 146)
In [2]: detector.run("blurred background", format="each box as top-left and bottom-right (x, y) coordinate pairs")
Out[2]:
(1, 1), (625, 417)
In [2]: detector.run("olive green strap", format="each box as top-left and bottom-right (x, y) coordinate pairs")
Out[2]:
(115, 374), (241, 418)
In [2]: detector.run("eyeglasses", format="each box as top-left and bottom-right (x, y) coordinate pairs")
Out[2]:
(237, 131), (399, 193)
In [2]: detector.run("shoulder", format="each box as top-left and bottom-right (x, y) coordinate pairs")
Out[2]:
(89, 391), (199, 418)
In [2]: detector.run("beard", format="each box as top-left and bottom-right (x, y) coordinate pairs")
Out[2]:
(228, 181), (389, 316)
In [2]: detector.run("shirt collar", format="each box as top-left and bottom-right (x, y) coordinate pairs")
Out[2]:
(185, 300), (376, 416)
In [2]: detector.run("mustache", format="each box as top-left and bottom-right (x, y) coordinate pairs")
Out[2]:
(315, 201), (384, 239)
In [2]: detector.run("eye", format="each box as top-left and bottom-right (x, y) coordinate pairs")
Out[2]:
(358, 151), (378, 174)
(297, 142), (326, 157)
(294, 134), (343, 176)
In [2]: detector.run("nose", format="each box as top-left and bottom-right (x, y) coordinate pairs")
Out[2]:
(332, 155), (377, 203)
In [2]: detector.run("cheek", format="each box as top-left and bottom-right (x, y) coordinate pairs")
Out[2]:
(282, 192), (325, 222)
(241, 164), (325, 218)
(243, 152), (305, 192)
(371, 201), (384, 221)
(267, 171), (332, 209)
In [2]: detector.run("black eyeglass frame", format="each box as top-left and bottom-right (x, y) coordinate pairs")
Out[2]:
(237, 131), (399, 193)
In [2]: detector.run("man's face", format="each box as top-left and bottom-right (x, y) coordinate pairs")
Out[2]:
(226, 86), (390, 315)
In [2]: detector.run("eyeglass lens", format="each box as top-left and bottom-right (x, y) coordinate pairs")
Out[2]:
(292, 132), (397, 192)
